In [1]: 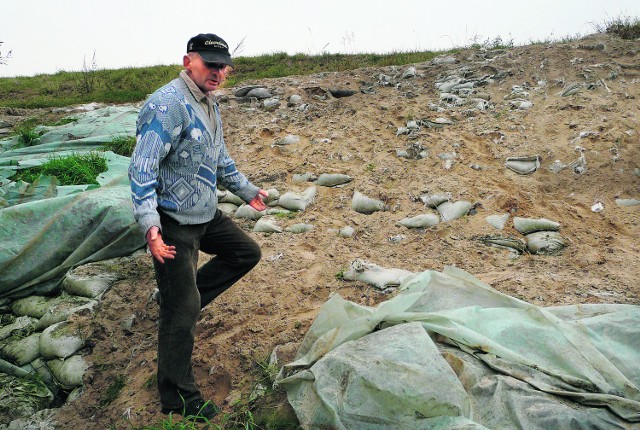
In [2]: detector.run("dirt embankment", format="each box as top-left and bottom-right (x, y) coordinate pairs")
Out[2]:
(25, 33), (639, 429)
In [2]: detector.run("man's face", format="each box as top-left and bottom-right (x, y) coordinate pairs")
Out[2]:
(183, 53), (227, 93)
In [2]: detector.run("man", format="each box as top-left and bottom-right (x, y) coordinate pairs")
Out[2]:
(128, 33), (267, 421)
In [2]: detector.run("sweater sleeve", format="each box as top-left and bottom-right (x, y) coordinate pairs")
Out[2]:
(128, 92), (181, 234)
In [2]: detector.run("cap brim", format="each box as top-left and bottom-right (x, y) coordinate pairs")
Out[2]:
(198, 51), (234, 67)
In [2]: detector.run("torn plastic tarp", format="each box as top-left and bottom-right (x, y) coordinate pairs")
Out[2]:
(277, 267), (640, 429)
(0, 106), (145, 305)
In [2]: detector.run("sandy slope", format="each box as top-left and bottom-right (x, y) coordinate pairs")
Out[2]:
(41, 33), (640, 429)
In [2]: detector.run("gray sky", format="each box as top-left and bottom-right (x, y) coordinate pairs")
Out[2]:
(1, 0), (638, 78)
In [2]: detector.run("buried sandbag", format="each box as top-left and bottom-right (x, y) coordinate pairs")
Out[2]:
(615, 198), (640, 207)
(397, 213), (440, 229)
(62, 267), (120, 299)
(47, 355), (89, 389)
(9, 296), (56, 319)
(505, 155), (541, 175)
(285, 223), (314, 234)
(420, 193), (450, 208)
(293, 172), (317, 182)
(0, 332), (41, 366)
(273, 134), (300, 146)
(313, 173), (352, 187)
(235, 204), (266, 220)
(0, 373), (54, 424)
(253, 217), (283, 233)
(351, 191), (385, 214)
(525, 231), (566, 255)
(0, 315), (36, 340)
(437, 201), (472, 222)
(513, 217), (560, 235)
(31, 357), (56, 387)
(218, 202), (238, 216)
(0, 358), (30, 379)
(485, 213), (510, 230)
(342, 259), (413, 290)
(39, 321), (84, 359)
(265, 188), (280, 204)
(477, 235), (527, 256)
(34, 295), (97, 331)
(337, 226), (355, 238)
(276, 187), (316, 211)
(217, 189), (245, 206)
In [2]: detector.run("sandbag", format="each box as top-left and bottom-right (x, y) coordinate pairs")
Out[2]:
(218, 202), (238, 216)
(514, 217), (560, 235)
(9, 296), (56, 319)
(62, 269), (118, 299)
(313, 173), (352, 187)
(285, 223), (314, 234)
(485, 213), (510, 230)
(234, 204), (265, 220)
(253, 217), (283, 233)
(0, 332), (41, 366)
(437, 201), (472, 222)
(397, 213), (440, 228)
(342, 259), (413, 290)
(217, 189), (245, 206)
(47, 355), (88, 389)
(0, 316), (36, 341)
(34, 295), (97, 331)
(277, 187), (316, 211)
(351, 191), (385, 214)
(39, 321), (84, 359)
(526, 231), (566, 255)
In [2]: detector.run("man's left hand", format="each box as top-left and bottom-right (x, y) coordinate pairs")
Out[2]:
(249, 189), (268, 211)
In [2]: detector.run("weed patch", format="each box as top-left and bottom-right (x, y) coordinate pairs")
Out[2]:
(100, 374), (126, 407)
(594, 15), (640, 39)
(12, 152), (108, 186)
(103, 135), (136, 157)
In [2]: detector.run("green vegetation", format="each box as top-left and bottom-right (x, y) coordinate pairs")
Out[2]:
(13, 118), (42, 147)
(103, 135), (137, 156)
(0, 51), (444, 109)
(100, 374), (127, 407)
(12, 152), (108, 185)
(594, 15), (640, 39)
(133, 357), (299, 430)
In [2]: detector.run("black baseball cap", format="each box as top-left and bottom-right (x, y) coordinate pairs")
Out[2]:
(187, 33), (234, 67)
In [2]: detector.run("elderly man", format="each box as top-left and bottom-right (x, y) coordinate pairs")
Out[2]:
(129, 33), (267, 421)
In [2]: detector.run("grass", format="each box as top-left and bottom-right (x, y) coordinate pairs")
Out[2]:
(0, 51), (445, 109)
(593, 15), (640, 39)
(11, 152), (108, 185)
(100, 374), (127, 407)
(103, 135), (137, 156)
(13, 118), (43, 147)
(133, 357), (299, 430)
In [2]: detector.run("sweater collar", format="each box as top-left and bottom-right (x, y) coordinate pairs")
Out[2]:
(179, 70), (209, 103)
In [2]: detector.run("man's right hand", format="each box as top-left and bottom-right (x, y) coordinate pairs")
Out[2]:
(146, 226), (177, 264)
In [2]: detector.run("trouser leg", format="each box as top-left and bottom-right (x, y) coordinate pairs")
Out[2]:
(154, 213), (204, 409)
(197, 210), (262, 309)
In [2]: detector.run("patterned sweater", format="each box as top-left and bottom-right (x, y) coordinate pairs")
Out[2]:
(129, 75), (259, 235)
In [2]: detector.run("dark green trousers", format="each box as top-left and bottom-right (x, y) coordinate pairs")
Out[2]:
(153, 209), (261, 409)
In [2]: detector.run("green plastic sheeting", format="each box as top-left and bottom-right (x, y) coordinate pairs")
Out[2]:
(277, 267), (640, 429)
(0, 106), (145, 304)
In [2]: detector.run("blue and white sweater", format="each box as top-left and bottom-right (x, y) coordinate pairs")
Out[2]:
(129, 75), (259, 234)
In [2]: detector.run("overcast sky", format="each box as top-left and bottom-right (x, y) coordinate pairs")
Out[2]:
(1, 0), (638, 78)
